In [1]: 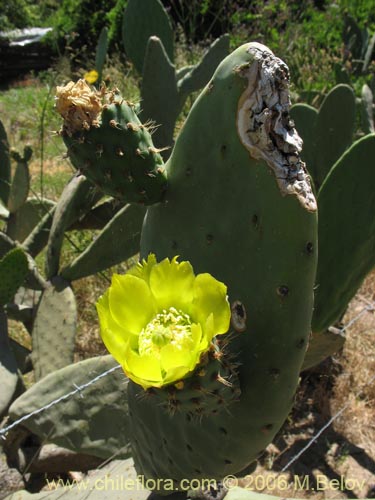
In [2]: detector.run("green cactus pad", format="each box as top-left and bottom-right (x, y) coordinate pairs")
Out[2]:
(176, 65), (194, 81)
(178, 34), (230, 98)
(291, 85), (356, 192)
(143, 338), (240, 419)
(314, 84), (356, 190)
(312, 133), (375, 334)
(56, 82), (167, 206)
(6, 197), (55, 243)
(140, 36), (179, 152)
(122, 0), (174, 73)
(301, 327), (346, 371)
(69, 198), (123, 230)
(7, 147), (32, 214)
(95, 26), (108, 84)
(0, 310), (19, 417)
(289, 103), (318, 185)
(9, 338), (32, 374)
(9, 355), (131, 460)
(45, 174), (100, 279)
(31, 276), (77, 380)
(0, 231), (14, 258)
(129, 42), (317, 483)
(22, 206), (55, 258)
(61, 203), (145, 281)
(0, 118), (11, 207)
(0, 247), (29, 306)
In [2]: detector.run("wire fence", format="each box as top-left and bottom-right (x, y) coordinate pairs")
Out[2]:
(1, 296), (374, 494)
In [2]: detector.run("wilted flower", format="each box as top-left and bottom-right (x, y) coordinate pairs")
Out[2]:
(96, 254), (230, 389)
(55, 79), (102, 135)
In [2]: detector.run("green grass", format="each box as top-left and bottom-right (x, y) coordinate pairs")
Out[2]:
(0, 81), (62, 158)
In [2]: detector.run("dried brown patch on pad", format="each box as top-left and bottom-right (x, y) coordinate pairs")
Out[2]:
(236, 42), (317, 212)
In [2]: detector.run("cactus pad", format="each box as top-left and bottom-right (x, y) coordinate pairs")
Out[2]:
(9, 355), (132, 459)
(31, 276), (77, 380)
(56, 81), (167, 205)
(291, 85), (356, 192)
(0, 247), (29, 306)
(6, 197), (55, 243)
(312, 134), (375, 333)
(7, 147), (32, 214)
(61, 203), (145, 281)
(122, 0), (174, 73)
(0, 310), (19, 417)
(143, 338), (240, 419)
(140, 36), (179, 152)
(0, 118), (11, 207)
(129, 42), (317, 483)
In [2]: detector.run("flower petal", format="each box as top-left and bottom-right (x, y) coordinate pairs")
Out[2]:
(127, 253), (157, 284)
(160, 345), (196, 385)
(191, 273), (230, 336)
(149, 257), (195, 311)
(109, 273), (156, 334)
(160, 344), (193, 371)
(164, 365), (192, 386)
(124, 350), (162, 388)
(96, 291), (132, 359)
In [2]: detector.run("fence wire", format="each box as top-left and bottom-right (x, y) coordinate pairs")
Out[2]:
(1, 297), (374, 483)
(0, 364), (121, 439)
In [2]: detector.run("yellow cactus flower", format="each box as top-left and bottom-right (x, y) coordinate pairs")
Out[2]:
(84, 70), (99, 84)
(96, 255), (231, 389)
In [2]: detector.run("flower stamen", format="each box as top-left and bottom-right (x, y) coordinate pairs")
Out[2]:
(139, 307), (193, 357)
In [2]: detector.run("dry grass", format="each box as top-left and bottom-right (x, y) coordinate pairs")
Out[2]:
(331, 272), (375, 459)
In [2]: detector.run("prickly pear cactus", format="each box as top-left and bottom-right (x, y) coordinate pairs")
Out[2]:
(7, 147), (32, 214)
(0, 117), (11, 207)
(6, 197), (55, 244)
(31, 276), (77, 380)
(55, 81), (167, 205)
(0, 310), (20, 417)
(9, 355), (131, 459)
(290, 84), (356, 191)
(127, 42), (318, 484)
(0, 247), (29, 306)
(141, 337), (241, 419)
(312, 133), (375, 334)
(95, 26), (108, 85)
(61, 203), (146, 281)
(122, 0), (174, 74)
(140, 34), (230, 153)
